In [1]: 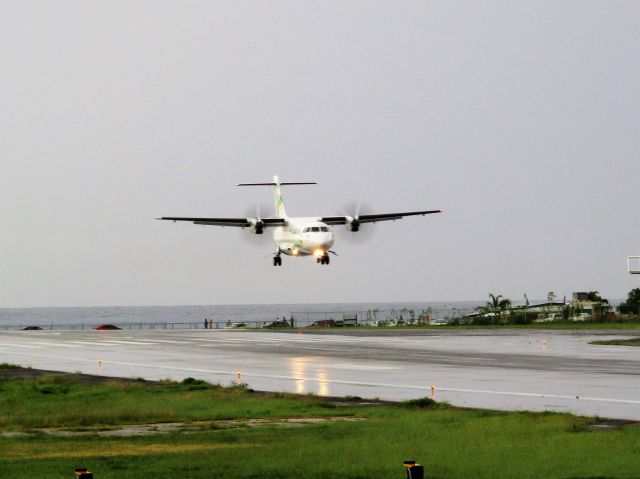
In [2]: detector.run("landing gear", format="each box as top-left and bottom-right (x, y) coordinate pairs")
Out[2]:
(317, 253), (330, 265)
(273, 255), (282, 266)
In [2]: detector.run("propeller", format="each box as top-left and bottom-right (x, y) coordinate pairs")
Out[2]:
(337, 200), (375, 243)
(239, 202), (273, 244)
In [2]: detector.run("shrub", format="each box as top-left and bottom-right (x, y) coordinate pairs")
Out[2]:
(181, 377), (212, 391)
(402, 397), (438, 409)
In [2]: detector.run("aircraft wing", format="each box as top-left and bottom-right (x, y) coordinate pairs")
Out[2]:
(320, 209), (442, 225)
(155, 217), (287, 227)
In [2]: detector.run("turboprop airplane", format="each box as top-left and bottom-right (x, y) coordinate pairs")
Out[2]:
(156, 176), (442, 266)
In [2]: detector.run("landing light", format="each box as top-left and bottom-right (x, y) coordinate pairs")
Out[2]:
(313, 249), (324, 258)
(292, 248), (299, 256)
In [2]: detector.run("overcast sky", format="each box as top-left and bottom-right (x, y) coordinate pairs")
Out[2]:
(1, 1), (638, 307)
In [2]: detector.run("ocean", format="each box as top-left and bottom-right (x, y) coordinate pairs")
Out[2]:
(0, 302), (481, 329)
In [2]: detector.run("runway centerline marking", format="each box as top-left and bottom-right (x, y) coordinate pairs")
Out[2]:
(28, 342), (79, 348)
(1, 344), (41, 349)
(297, 347), (348, 352)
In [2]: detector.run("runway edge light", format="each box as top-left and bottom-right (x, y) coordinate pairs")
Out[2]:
(403, 461), (424, 479)
(74, 468), (93, 478)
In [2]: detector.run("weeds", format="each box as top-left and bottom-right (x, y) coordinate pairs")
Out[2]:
(0, 363), (21, 369)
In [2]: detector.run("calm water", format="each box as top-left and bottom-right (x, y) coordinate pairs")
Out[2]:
(0, 302), (481, 327)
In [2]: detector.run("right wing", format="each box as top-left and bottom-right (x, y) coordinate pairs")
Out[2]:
(320, 209), (442, 225)
(155, 217), (286, 227)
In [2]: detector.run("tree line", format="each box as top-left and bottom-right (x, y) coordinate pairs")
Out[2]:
(463, 289), (640, 325)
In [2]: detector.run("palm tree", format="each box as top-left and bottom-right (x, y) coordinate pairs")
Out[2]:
(476, 293), (512, 314)
(587, 291), (609, 305)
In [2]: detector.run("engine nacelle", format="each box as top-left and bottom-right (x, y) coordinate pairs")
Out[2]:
(251, 220), (265, 234)
(345, 217), (360, 232)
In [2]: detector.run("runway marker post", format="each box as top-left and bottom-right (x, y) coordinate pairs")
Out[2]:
(431, 384), (436, 400)
(236, 370), (241, 385)
(74, 468), (93, 478)
(404, 461), (424, 479)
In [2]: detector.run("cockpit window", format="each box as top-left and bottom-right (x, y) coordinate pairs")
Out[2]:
(304, 226), (328, 233)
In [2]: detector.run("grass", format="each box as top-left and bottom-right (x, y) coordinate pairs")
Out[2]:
(299, 321), (640, 331)
(1, 369), (639, 478)
(590, 338), (640, 346)
(0, 374), (344, 431)
(437, 322), (640, 330)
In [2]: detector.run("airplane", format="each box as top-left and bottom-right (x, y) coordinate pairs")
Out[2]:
(156, 175), (442, 266)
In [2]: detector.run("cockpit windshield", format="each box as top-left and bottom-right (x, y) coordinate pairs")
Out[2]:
(303, 226), (329, 233)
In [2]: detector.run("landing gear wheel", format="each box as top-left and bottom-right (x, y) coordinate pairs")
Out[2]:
(324, 254), (330, 265)
(273, 256), (282, 266)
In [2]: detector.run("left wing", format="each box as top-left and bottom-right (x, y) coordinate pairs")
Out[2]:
(320, 209), (442, 225)
(155, 217), (286, 227)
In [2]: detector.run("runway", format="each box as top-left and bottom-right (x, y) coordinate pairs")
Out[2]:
(1, 328), (639, 420)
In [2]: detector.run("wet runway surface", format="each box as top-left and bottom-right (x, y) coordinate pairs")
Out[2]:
(1, 328), (639, 420)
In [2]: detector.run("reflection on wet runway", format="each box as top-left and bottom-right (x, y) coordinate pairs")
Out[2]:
(289, 357), (330, 396)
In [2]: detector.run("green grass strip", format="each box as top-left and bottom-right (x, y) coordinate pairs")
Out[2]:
(1, 369), (639, 478)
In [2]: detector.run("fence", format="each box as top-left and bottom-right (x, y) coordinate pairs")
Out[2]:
(0, 308), (474, 331)
(0, 321), (282, 332)
(290, 308), (474, 327)
(2, 305), (638, 331)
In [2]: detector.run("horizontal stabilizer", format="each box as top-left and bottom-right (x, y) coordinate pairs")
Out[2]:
(236, 182), (317, 186)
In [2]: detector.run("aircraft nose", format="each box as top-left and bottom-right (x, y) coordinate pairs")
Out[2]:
(323, 232), (334, 247)
(307, 232), (333, 250)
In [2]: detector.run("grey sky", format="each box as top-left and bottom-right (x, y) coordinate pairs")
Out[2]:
(1, 1), (638, 307)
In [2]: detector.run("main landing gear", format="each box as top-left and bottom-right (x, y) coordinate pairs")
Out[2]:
(273, 254), (282, 266)
(317, 253), (330, 265)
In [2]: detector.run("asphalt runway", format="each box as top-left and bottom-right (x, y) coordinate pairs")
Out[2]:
(1, 328), (639, 420)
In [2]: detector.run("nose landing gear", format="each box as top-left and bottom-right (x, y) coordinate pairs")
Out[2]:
(273, 253), (282, 266)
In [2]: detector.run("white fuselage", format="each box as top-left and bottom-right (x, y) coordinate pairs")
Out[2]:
(273, 218), (334, 257)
